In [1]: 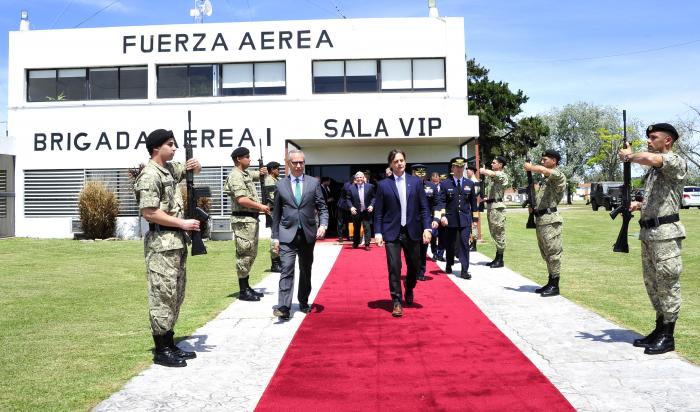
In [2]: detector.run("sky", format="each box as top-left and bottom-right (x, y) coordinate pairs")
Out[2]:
(1, 0), (699, 136)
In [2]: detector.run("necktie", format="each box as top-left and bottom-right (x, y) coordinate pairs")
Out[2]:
(294, 178), (302, 204)
(359, 184), (365, 211)
(397, 176), (407, 226)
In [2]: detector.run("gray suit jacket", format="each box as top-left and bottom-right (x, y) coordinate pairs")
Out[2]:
(272, 175), (329, 244)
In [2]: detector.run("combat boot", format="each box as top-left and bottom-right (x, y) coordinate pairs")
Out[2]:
(489, 251), (504, 268)
(644, 321), (675, 355)
(238, 277), (261, 301)
(166, 330), (196, 359)
(469, 239), (477, 252)
(539, 275), (560, 297)
(534, 274), (553, 293)
(633, 315), (663, 348)
(153, 334), (187, 367)
(270, 257), (282, 273)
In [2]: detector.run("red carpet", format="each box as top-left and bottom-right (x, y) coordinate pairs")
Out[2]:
(256, 245), (574, 411)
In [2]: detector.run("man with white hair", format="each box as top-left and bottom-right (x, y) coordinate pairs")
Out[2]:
(346, 171), (376, 250)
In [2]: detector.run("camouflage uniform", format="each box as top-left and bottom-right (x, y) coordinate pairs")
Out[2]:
(224, 167), (262, 279)
(134, 159), (189, 335)
(485, 171), (509, 252)
(639, 152), (686, 323)
(264, 174), (280, 260)
(470, 177), (481, 242)
(534, 168), (566, 277)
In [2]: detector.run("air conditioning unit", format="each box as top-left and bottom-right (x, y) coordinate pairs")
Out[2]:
(210, 216), (233, 240)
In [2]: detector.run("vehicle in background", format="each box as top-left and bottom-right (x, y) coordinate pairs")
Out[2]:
(682, 186), (700, 209)
(590, 181), (623, 211)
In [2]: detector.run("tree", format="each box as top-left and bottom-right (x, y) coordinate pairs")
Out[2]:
(541, 102), (621, 203)
(468, 59), (544, 162)
(587, 126), (644, 181)
(675, 105), (700, 173)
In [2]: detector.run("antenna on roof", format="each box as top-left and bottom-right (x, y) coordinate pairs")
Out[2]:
(19, 10), (31, 31)
(190, 0), (213, 23)
(428, 0), (439, 17)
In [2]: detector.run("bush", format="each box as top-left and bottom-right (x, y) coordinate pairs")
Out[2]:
(78, 181), (119, 239)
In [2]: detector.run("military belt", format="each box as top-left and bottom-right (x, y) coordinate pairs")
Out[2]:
(148, 223), (182, 232)
(638, 214), (679, 229)
(231, 211), (259, 218)
(533, 207), (557, 217)
(483, 198), (503, 204)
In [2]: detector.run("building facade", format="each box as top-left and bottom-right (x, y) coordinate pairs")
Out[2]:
(7, 16), (479, 238)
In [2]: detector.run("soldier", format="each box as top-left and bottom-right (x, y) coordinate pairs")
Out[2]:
(433, 173), (448, 261)
(428, 172), (443, 260)
(412, 164), (437, 280)
(524, 149), (566, 297)
(264, 161), (282, 272)
(479, 156), (509, 268)
(436, 157), (479, 279)
(619, 123), (686, 355)
(134, 129), (201, 367)
(223, 146), (270, 302)
(466, 164), (481, 252)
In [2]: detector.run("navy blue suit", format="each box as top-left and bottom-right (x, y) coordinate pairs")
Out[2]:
(374, 173), (431, 304)
(436, 177), (478, 274)
(419, 180), (439, 276)
(346, 183), (376, 247)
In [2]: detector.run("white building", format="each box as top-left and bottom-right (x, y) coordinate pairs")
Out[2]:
(5, 14), (479, 239)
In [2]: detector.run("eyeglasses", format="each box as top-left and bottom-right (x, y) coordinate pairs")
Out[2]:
(290, 161), (305, 165)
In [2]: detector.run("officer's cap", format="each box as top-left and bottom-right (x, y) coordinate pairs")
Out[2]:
(146, 129), (175, 154)
(266, 161), (280, 170)
(450, 157), (467, 168)
(231, 146), (250, 160)
(411, 163), (427, 172)
(646, 123), (679, 141)
(542, 149), (561, 163)
(494, 156), (507, 166)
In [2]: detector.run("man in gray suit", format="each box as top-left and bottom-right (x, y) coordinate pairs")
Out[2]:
(271, 150), (329, 320)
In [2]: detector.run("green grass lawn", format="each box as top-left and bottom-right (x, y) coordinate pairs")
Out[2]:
(478, 205), (699, 364)
(0, 238), (270, 412)
(1, 208), (698, 411)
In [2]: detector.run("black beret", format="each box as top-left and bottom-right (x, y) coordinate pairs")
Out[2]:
(231, 146), (250, 160)
(411, 163), (426, 171)
(450, 157), (467, 167)
(647, 123), (679, 141)
(494, 156), (507, 166)
(542, 149), (561, 163)
(266, 161), (280, 170)
(146, 129), (174, 153)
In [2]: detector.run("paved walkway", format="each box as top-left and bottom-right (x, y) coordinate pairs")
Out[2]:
(94, 243), (700, 412)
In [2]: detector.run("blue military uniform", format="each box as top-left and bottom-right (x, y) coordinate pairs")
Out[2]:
(436, 157), (478, 278)
(412, 164), (437, 280)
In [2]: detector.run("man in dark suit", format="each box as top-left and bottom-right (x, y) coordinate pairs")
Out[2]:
(347, 171), (376, 250)
(336, 179), (353, 243)
(374, 149), (432, 318)
(436, 157), (479, 279)
(271, 150), (329, 320)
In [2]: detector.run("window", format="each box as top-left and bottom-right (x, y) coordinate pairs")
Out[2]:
(380, 59), (412, 91)
(412, 58), (445, 90)
(346, 60), (378, 92)
(157, 65), (188, 98)
(189, 64), (215, 97)
(313, 61), (344, 93)
(221, 62), (286, 96)
(28, 66), (147, 102)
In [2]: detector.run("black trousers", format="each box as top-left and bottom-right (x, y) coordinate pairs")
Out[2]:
(278, 229), (315, 309)
(352, 210), (372, 247)
(446, 226), (470, 273)
(385, 227), (420, 304)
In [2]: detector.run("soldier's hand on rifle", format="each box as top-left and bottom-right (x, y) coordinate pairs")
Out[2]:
(259, 204), (271, 215)
(629, 201), (641, 212)
(523, 161), (533, 171)
(259, 166), (268, 176)
(181, 218), (201, 231)
(185, 158), (201, 172)
(618, 146), (633, 162)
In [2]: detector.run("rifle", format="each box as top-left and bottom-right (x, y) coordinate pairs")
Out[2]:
(525, 156), (537, 229)
(258, 138), (268, 208)
(610, 109), (631, 253)
(185, 110), (211, 256)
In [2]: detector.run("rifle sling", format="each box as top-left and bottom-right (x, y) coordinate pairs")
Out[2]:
(533, 207), (557, 217)
(149, 223), (182, 232)
(638, 214), (679, 229)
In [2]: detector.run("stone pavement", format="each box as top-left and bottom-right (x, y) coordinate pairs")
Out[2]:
(94, 243), (700, 412)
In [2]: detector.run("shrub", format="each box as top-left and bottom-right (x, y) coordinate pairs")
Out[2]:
(78, 181), (119, 239)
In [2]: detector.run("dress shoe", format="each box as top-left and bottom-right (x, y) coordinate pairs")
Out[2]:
(461, 271), (471, 280)
(299, 303), (311, 314)
(445, 265), (452, 274)
(364, 245), (370, 251)
(273, 306), (291, 320)
(238, 288), (261, 301)
(391, 302), (403, 317)
(405, 289), (414, 305)
(416, 273), (426, 281)
(352, 244), (359, 249)
(248, 287), (264, 298)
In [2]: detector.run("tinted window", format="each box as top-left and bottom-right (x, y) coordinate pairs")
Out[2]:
(189, 65), (214, 97)
(157, 66), (188, 98)
(313, 61), (344, 93)
(684, 187), (700, 192)
(28, 70), (57, 102)
(57, 69), (87, 101)
(120, 67), (147, 99)
(89, 68), (119, 100)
